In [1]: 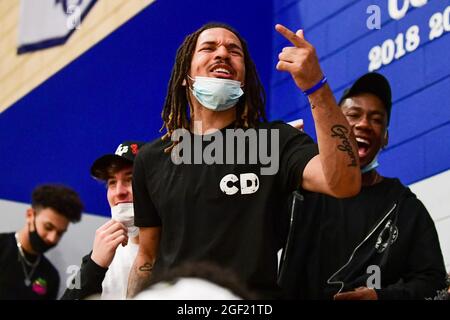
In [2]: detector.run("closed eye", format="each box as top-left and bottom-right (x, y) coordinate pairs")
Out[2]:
(371, 116), (384, 125)
(107, 179), (117, 188)
(345, 113), (359, 118)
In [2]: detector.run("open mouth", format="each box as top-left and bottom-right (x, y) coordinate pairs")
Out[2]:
(356, 137), (370, 158)
(210, 64), (234, 79)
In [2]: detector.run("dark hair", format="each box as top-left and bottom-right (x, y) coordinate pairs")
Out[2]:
(146, 261), (259, 299)
(161, 22), (267, 150)
(338, 73), (392, 126)
(32, 184), (83, 222)
(93, 158), (133, 182)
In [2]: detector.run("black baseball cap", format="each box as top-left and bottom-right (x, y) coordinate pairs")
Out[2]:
(90, 141), (145, 180)
(339, 72), (392, 125)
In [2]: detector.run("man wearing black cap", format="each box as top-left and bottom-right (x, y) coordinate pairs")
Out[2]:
(61, 141), (146, 300)
(279, 73), (447, 300)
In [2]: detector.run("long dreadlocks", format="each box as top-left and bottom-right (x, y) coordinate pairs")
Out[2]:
(161, 22), (267, 151)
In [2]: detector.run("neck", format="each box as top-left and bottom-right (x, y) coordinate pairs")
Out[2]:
(362, 170), (383, 187)
(190, 99), (236, 134)
(17, 228), (38, 255)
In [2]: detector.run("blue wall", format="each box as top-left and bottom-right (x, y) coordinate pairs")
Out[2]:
(0, 0), (273, 216)
(272, 0), (450, 185)
(2, 0), (449, 218)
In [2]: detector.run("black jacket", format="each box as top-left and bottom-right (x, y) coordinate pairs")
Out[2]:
(279, 178), (447, 300)
(60, 252), (107, 300)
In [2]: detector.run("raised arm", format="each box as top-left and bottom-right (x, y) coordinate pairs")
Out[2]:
(126, 226), (161, 298)
(275, 24), (360, 197)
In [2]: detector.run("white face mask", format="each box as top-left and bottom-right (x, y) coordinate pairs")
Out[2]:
(111, 203), (138, 238)
(190, 76), (244, 111)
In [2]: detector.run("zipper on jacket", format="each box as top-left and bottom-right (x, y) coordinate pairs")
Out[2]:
(326, 202), (398, 295)
(277, 190), (303, 284)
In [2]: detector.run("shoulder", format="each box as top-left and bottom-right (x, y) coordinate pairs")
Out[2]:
(383, 178), (421, 204)
(257, 120), (297, 132)
(0, 233), (15, 250)
(0, 233), (15, 259)
(135, 136), (171, 162)
(0, 232), (13, 243)
(257, 120), (315, 144)
(385, 178), (436, 226)
(139, 136), (169, 154)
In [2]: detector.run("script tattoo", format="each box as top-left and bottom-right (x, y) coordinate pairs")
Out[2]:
(331, 125), (357, 167)
(139, 262), (153, 272)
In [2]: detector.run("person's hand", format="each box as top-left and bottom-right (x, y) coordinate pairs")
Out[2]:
(275, 24), (324, 92)
(334, 287), (378, 300)
(90, 219), (128, 268)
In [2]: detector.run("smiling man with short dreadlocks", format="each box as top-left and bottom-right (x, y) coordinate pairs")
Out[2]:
(127, 22), (361, 299)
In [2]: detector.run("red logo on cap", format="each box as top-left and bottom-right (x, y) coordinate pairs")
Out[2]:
(131, 144), (139, 155)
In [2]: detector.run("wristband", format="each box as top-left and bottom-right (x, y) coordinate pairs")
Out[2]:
(303, 76), (327, 96)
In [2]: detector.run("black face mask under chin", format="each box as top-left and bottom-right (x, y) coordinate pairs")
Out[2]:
(29, 218), (56, 254)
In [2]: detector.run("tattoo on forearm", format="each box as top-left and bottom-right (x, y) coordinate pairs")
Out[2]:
(139, 262), (153, 272)
(331, 125), (357, 167)
(127, 262), (154, 298)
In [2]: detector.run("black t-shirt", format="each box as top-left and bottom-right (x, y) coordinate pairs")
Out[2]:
(280, 178), (447, 300)
(0, 233), (60, 300)
(133, 121), (318, 297)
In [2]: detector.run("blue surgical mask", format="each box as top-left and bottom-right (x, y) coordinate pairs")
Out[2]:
(189, 76), (244, 111)
(361, 155), (379, 174)
(361, 129), (387, 174)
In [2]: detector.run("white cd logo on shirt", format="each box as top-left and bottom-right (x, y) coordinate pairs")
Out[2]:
(220, 173), (259, 195)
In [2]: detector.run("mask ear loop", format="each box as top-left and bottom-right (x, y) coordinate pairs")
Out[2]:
(184, 75), (194, 90)
(382, 127), (389, 150)
(361, 126), (389, 174)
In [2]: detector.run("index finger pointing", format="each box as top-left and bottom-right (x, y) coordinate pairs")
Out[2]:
(275, 24), (304, 47)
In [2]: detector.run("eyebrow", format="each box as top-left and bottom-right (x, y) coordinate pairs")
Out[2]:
(45, 222), (67, 234)
(199, 41), (243, 52)
(344, 106), (385, 115)
(107, 169), (133, 180)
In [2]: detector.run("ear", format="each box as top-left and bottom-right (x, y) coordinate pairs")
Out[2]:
(26, 208), (34, 219)
(182, 78), (187, 86)
(382, 129), (389, 149)
(26, 208), (35, 230)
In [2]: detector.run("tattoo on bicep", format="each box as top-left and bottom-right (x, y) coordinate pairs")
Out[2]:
(331, 125), (357, 167)
(138, 262), (153, 272)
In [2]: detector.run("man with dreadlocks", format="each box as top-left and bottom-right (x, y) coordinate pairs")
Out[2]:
(127, 23), (361, 298)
